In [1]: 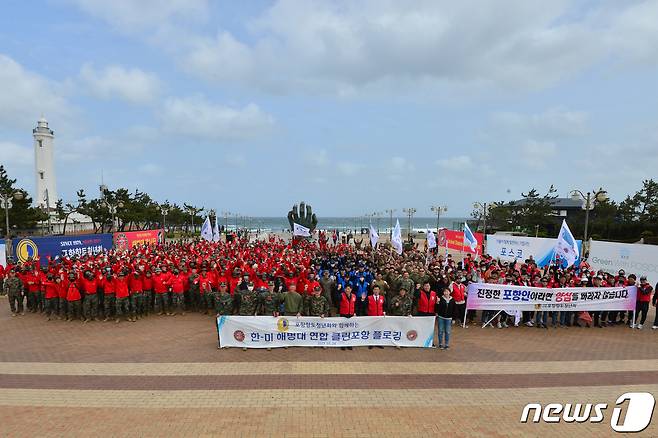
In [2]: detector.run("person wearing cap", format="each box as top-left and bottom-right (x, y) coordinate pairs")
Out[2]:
(142, 270), (154, 316)
(114, 271), (133, 323)
(152, 268), (170, 315)
(389, 286), (413, 317)
(258, 281), (281, 316)
(199, 267), (215, 315)
(3, 270), (25, 316)
(634, 275), (653, 329)
(129, 271), (144, 319)
(170, 269), (186, 316)
(306, 285), (330, 318)
(534, 277), (550, 329)
(66, 273), (82, 321)
(215, 282), (234, 316)
(79, 270), (99, 322)
(43, 273), (59, 321)
(236, 281), (259, 316)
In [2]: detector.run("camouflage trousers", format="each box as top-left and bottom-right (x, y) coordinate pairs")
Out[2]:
(154, 293), (169, 314)
(115, 297), (132, 318)
(67, 300), (82, 320)
(83, 294), (98, 320)
(203, 292), (216, 312)
(8, 291), (24, 314)
(58, 298), (67, 316)
(142, 290), (153, 314)
(45, 297), (58, 316)
(170, 293), (184, 314)
(27, 292), (39, 312)
(104, 294), (116, 319)
(190, 290), (201, 311)
(131, 292), (144, 316)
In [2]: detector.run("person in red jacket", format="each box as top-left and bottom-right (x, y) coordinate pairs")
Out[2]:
(367, 285), (386, 349)
(170, 269), (186, 315)
(23, 268), (40, 313)
(451, 278), (466, 326)
(114, 271), (133, 323)
(43, 274), (59, 320)
(66, 273), (82, 322)
(101, 272), (115, 321)
(415, 282), (437, 316)
(142, 270), (154, 316)
(634, 275), (653, 329)
(79, 270), (99, 322)
(339, 285), (357, 351)
(57, 273), (68, 319)
(152, 268), (170, 315)
(129, 271), (144, 319)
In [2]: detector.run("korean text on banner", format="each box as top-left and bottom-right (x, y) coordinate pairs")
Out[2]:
(588, 240), (658, 287)
(12, 234), (113, 266)
(114, 229), (164, 252)
(217, 316), (436, 349)
(466, 282), (637, 312)
(486, 234), (582, 267)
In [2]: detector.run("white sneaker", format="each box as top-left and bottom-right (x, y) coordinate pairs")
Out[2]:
(497, 322), (502, 329)
(630, 323), (636, 329)
(638, 324), (643, 330)
(502, 322), (508, 328)
(525, 321), (533, 327)
(652, 325), (658, 330)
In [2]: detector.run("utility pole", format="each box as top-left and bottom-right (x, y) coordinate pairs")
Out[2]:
(430, 205), (448, 232)
(385, 209), (396, 237)
(402, 208), (416, 241)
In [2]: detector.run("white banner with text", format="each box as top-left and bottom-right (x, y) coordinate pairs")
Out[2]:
(466, 283), (637, 311)
(217, 315), (436, 349)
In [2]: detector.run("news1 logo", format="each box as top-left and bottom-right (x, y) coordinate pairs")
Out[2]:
(520, 392), (655, 433)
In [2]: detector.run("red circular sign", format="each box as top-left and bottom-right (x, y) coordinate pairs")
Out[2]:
(233, 330), (245, 342)
(406, 330), (418, 341)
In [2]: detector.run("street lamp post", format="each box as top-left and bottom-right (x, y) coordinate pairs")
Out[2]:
(402, 208), (416, 241)
(104, 200), (125, 232)
(570, 188), (608, 250)
(160, 206), (169, 240)
(222, 211), (230, 232)
(430, 205), (448, 232)
(384, 209), (396, 237)
(1, 189), (24, 258)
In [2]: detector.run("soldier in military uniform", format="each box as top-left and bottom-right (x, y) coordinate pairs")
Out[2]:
(188, 267), (200, 312)
(3, 270), (24, 316)
(389, 286), (413, 316)
(397, 271), (415, 299)
(258, 281), (281, 316)
(236, 281), (259, 316)
(306, 286), (330, 317)
(215, 282), (234, 316)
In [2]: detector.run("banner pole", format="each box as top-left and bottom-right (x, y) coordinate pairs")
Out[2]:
(482, 310), (501, 328)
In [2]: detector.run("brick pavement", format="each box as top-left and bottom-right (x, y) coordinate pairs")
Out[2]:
(0, 301), (657, 436)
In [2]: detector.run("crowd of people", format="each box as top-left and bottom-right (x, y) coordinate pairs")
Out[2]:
(1, 233), (656, 350)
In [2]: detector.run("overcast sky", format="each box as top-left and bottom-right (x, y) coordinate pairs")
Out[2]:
(1, 0), (657, 216)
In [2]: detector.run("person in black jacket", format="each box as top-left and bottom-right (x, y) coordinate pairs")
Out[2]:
(436, 288), (456, 350)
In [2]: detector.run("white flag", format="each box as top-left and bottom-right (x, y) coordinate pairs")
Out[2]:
(212, 216), (220, 242)
(463, 223), (478, 252)
(554, 219), (579, 267)
(369, 223), (379, 248)
(391, 219), (403, 255)
(427, 229), (437, 249)
(293, 222), (311, 237)
(201, 216), (213, 241)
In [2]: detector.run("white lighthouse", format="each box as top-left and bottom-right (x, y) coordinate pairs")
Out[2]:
(33, 116), (58, 209)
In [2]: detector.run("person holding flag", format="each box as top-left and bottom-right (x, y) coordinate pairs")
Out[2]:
(369, 223), (379, 249)
(463, 223), (478, 254)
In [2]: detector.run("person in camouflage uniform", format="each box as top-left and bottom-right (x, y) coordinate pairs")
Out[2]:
(397, 271), (415, 298)
(3, 270), (24, 316)
(258, 281), (281, 316)
(306, 286), (330, 317)
(215, 282), (234, 316)
(236, 281), (260, 316)
(389, 286), (413, 316)
(188, 268), (201, 312)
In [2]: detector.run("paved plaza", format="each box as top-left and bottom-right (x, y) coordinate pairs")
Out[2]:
(1, 301), (657, 437)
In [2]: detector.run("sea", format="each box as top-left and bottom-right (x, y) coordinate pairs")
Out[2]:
(223, 217), (469, 233)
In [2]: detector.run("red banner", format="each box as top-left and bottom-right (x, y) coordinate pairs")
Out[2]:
(114, 229), (164, 252)
(437, 229), (484, 254)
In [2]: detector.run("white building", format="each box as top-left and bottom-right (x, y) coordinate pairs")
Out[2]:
(32, 116), (95, 234)
(33, 116), (58, 209)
